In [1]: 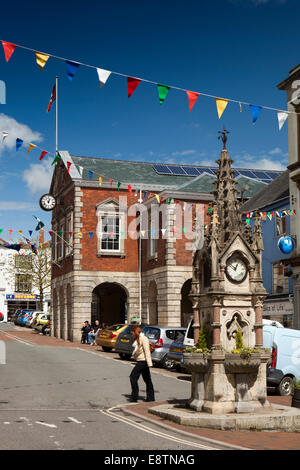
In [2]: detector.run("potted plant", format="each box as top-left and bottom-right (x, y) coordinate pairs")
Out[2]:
(183, 327), (211, 373)
(292, 380), (300, 409)
(224, 328), (261, 374)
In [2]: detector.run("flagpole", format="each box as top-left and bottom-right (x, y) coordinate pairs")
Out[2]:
(56, 76), (58, 156)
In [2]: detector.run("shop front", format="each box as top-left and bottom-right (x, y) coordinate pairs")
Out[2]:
(263, 296), (294, 328)
(5, 294), (43, 321)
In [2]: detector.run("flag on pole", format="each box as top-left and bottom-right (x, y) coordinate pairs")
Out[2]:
(35, 52), (50, 70)
(186, 91), (200, 112)
(277, 111), (288, 131)
(2, 41), (17, 62)
(47, 83), (56, 112)
(96, 68), (111, 88)
(127, 77), (141, 98)
(33, 216), (45, 231)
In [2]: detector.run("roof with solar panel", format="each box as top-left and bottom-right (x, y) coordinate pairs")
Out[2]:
(65, 152), (283, 199)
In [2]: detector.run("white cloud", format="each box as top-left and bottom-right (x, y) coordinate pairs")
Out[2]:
(22, 159), (53, 195)
(171, 149), (197, 157)
(0, 114), (43, 153)
(236, 157), (286, 171)
(0, 201), (37, 211)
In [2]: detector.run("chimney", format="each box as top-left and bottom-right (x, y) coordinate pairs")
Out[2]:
(39, 228), (44, 245)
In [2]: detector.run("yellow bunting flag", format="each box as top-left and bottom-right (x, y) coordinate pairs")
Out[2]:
(27, 143), (36, 154)
(140, 230), (145, 237)
(35, 52), (50, 70)
(98, 175), (103, 186)
(77, 232), (83, 239)
(155, 194), (160, 204)
(216, 98), (228, 119)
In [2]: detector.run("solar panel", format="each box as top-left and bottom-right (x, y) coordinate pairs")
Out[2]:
(167, 165), (188, 175)
(181, 166), (199, 176)
(153, 164), (172, 174)
(238, 170), (257, 179)
(261, 179), (272, 184)
(264, 171), (281, 179)
(251, 171), (270, 179)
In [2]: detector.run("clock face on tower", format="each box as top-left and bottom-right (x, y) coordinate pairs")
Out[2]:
(225, 255), (248, 283)
(39, 193), (56, 211)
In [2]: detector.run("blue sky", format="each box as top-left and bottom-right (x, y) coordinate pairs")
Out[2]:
(0, 0), (298, 237)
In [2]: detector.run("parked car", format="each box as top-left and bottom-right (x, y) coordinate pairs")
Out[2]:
(142, 326), (186, 368)
(12, 309), (22, 324)
(32, 313), (50, 330)
(36, 319), (50, 335)
(17, 310), (34, 326)
(26, 311), (43, 328)
(96, 324), (128, 351)
(166, 332), (186, 371)
(263, 324), (300, 396)
(115, 324), (145, 359)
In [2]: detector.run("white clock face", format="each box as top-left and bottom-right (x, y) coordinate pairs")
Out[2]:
(39, 194), (56, 211)
(226, 257), (247, 283)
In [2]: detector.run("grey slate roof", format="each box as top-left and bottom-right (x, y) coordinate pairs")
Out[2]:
(68, 154), (267, 198)
(242, 170), (289, 212)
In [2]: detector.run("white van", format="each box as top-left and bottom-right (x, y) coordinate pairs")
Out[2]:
(263, 324), (300, 396)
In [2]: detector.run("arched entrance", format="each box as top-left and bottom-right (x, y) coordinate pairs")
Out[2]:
(181, 279), (193, 327)
(148, 280), (158, 325)
(66, 284), (72, 341)
(92, 282), (127, 326)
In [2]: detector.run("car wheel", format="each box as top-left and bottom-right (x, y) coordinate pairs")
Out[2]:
(102, 346), (112, 352)
(277, 376), (294, 396)
(161, 355), (175, 370)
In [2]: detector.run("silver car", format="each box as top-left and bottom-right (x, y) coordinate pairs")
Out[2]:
(142, 325), (186, 368)
(25, 311), (44, 328)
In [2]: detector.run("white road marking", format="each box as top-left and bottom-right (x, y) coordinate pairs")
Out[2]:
(67, 417), (82, 424)
(100, 404), (218, 450)
(3, 422), (10, 425)
(35, 421), (57, 428)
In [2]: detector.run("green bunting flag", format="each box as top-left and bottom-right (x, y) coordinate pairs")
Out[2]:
(157, 84), (170, 105)
(117, 182), (121, 191)
(33, 215), (45, 231)
(51, 154), (61, 166)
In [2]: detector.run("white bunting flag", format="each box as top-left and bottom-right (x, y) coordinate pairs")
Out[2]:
(78, 166), (84, 177)
(161, 228), (167, 236)
(97, 68), (112, 88)
(2, 132), (8, 142)
(277, 111), (288, 131)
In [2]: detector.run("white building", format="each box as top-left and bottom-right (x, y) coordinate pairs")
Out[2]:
(0, 234), (51, 322)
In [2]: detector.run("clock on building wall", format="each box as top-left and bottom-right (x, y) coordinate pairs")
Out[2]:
(225, 254), (248, 284)
(39, 193), (57, 211)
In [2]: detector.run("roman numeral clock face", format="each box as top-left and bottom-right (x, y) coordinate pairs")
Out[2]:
(39, 193), (56, 211)
(225, 256), (248, 283)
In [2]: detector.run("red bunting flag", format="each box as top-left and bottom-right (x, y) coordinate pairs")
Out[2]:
(67, 161), (72, 173)
(109, 178), (113, 187)
(128, 185), (133, 194)
(39, 151), (48, 161)
(2, 41), (17, 62)
(186, 91), (200, 112)
(127, 77), (141, 98)
(49, 231), (53, 237)
(47, 83), (56, 113)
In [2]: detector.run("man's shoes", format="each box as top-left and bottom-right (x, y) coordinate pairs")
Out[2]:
(128, 397), (138, 403)
(145, 398), (155, 402)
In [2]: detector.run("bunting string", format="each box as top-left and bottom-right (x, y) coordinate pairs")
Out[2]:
(0, 39), (296, 128)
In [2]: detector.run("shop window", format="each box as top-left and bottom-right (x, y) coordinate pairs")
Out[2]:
(272, 262), (289, 294)
(15, 274), (31, 293)
(15, 255), (32, 269)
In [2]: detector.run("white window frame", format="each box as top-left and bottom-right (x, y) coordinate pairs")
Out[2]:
(96, 199), (125, 256)
(66, 212), (73, 256)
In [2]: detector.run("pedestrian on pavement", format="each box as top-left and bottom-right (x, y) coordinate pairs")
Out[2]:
(81, 321), (91, 344)
(89, 320), (101, 346)
(129, 326), (155, 403)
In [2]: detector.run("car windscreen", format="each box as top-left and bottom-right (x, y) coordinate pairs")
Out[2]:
(142, 327), (160, 341)
(107, 324), (124, 331)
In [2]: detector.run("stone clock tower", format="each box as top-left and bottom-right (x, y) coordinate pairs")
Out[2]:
(189, 131), (271, 414)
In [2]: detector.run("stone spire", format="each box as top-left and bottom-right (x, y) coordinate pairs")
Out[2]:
(210, 130), (242, 248)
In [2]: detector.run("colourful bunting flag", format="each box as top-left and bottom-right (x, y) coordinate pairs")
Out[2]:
(277, 111), (288, 131)
(186, 91), (200, 112)
(89, 232), (93, 239)
(47, 83), (56, 113)
(128, 185), (133, 194)
(97, 68), (111, 88)
(16, 138), (23, 151)
(77, 232), (83, 239)
(2, 41), (17, 62)
(67, 161), (72, 173)
(157, 84), (170, 104)
(35, 52), (50, 70)
(127, 77), (141, 98)
(51, 154), (61, 165)
(39, 151), (48, 161)
(27, 143), (36, 154)
(66, 60), (80, 81)
(216, 99), (228, 119)
(98, 175), (103, 186)
(109, 178), (113, 187)
(2, 132), (8, 142)
(48, 231), (53, 237)
(155, 194), (160, 204)
(117, 182), (121, 191)
(89, 170), (93, 180)
(33, 216), (44, 231)
(144, 191), (148, 200)
(28, 230), (33, 237)
(249, 105), (262, 124)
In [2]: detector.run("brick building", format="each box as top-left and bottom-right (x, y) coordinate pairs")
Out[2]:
(49, 150), (279, 342)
